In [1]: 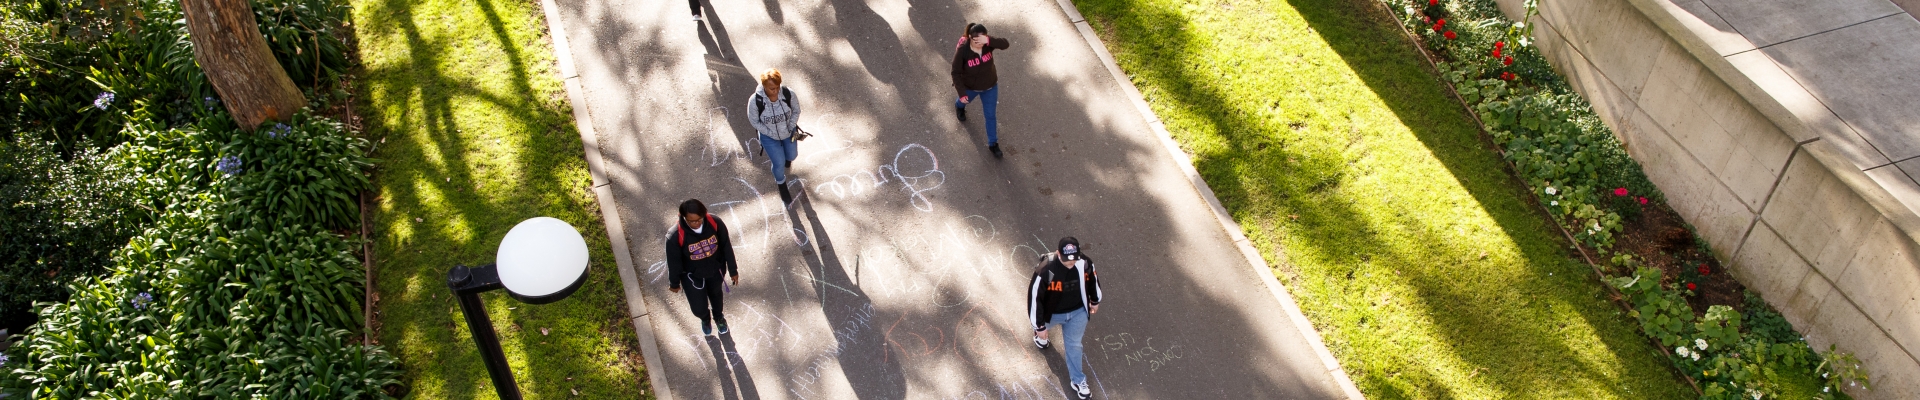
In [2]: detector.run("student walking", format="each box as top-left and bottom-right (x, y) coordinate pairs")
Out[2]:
(666, 199), (740, 336)
(1027, 237), (1104, 399)
(689, 0), (704, 21)
(951, 22), (1012, 159)
(748, 68), (802, 205)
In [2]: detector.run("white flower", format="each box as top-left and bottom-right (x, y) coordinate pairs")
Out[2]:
(1551, 201), (1559, 206)
(1675, 347), (1689, 357)
(1691, 352), (1700, 361)
(1696, 338), (1709, 350)
(1823, 372), (1829, 378)
(1824, 386), (1830, 393)
(1545, 186), (1558, 195)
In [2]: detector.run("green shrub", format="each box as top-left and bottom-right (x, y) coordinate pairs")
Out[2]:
(2, 114), (399, 398)
(1608, 263), (1867, 399)
(2, 212), (400, 398)
(0, 139), (138, 330)
(219, 113), (373, 230)
(1, 0), (352, 153)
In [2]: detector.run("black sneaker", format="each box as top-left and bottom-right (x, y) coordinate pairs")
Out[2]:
(1072, 382), (1090, 399)
(717, 320), (730, 335)
(956, 106), (967, 121)
(703, 322), (713, 336)
(1033, 336), (1050, 349)
(989, 144), (1003, 159)
(778, 184), (793, 205)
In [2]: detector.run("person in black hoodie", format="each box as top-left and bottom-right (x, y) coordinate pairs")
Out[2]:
(951, 22), (1012, 158)
(665, 199), (740, 336)
(1027, 237), (1103, 399)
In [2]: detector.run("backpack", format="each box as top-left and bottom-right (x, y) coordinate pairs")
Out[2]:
(753, 87), (794, 116)
(676, 214), (722, 246)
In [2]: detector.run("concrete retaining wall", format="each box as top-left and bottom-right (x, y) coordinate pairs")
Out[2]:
(1487, 0), (1920, 397)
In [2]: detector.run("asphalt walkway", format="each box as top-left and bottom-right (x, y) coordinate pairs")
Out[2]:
(542, 0), (1358, 397)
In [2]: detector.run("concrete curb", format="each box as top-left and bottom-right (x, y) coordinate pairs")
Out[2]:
(1048, 1), (1366, 398)
(535, 0), (675, 397)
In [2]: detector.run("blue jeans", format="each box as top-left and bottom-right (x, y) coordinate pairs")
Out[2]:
(954, 85), (1000, 145)
(759, 134), (798, 184)
(1045, 307), (1090, 385)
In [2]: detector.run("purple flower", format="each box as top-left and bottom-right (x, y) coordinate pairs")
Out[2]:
(132, 292), (153, 309)
(93, 92), (115, 110)
(270, 123), (292, 139)
(203, 96), (220, 111)
(217, 156), (243, 176)
(0, 353), (8, 366)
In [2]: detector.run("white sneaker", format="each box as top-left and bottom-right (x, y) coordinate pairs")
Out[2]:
(1033, 337), (1050, 349)
(692, 14), (704, 21)
(1072, 382), (1090, 399)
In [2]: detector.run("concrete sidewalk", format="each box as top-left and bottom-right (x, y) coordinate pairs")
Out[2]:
(541, 0), (1358, 397)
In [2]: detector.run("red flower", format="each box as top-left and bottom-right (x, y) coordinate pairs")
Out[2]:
(1492, 48), (1502, 58)
(1614, 187), (1629, 196)
(1429, 0), (1437, 6)
(1698, 264), (1711, 275)
(1444, 31), (1456, 40)
(1686, 282), (1697, 290)
(1436, 18), (1446, 27)
(1495, 41), (1505, 49)
(1500, 71), (1515, 81)
(1504, 56), (1514, 65)
(1638, 196), (1648, 205)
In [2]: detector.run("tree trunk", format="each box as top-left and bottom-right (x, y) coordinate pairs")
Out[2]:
(181, 0), (305, 130)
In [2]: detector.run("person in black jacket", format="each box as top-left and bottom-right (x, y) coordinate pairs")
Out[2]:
(665, 199), (740, 336)
(1027, 237), (1103, 399)
(951, 22), (1012, 158)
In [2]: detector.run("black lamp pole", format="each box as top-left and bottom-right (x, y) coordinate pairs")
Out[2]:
(447, 263), (522, 400)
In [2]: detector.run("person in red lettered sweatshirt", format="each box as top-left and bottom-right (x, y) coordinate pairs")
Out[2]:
(952, 22), (1012, 158)
(665, 199), (739, 336)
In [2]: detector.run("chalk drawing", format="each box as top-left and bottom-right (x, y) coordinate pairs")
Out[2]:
(1093, 332), (1187, 372)
(800, 143), (945, 212)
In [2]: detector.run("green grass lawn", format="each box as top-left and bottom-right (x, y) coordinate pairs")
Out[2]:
(1073, 0), (1696, 397)
(349, 0), (649, 397)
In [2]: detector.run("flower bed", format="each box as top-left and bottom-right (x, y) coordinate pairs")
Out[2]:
(1385, 0), (1870, 397)
(0, 0), (403, 395)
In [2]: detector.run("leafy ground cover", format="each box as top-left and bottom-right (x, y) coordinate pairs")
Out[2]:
(1071, 0), (1697, 397)
(348, 0), (650, 396)
(2, 0), (404, 395)
(1397, 0), (1866, 397)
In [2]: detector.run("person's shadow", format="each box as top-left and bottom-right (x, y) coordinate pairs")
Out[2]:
(786, 192), (909, 398)
(707, 333), (762, 399)
(695, 2), (737, 61)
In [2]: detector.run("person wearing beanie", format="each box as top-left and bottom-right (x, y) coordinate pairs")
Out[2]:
(1026, 236), (1104, 399)
(747, 68), (802, 205)
(665, 199), (740, 336)
(951, 22), (1013, 159)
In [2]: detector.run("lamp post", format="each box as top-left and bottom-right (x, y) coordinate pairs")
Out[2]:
(448, 217), (591, 400)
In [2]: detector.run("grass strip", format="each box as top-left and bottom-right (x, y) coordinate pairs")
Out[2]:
(1073, 0), (1697, 397)
(350, 0), (649, 396)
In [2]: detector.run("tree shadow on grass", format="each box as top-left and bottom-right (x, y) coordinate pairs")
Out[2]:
(348, 0), (647, 396)
(1071, 0), (1693, 397)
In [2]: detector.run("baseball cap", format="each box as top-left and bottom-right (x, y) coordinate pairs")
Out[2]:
(1058, 237), (1080, 260)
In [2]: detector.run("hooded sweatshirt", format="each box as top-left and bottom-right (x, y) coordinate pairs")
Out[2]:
(1027, 253), (1103, 330)
(951, 36), (1012, 97)
(748, 87), (800, 140)
(664, 215), (738, 289)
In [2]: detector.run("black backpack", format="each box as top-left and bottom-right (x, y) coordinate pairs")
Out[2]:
(754, 87), (794, 116)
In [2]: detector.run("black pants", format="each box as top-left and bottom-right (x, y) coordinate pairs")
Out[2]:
(689, 0), (701, 15)
(682, 274), (726, 327)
